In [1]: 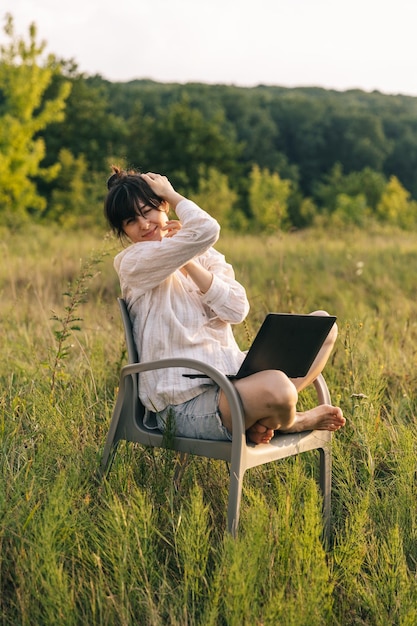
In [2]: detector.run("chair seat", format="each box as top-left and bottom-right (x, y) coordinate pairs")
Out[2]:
(244, 429), (329, 467)
(120, 418), (327, 466)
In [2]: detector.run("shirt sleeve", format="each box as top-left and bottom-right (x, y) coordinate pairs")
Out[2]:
(199, 249), (250, 324)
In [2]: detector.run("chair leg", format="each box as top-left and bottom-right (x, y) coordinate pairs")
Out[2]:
(100, 440), (120, 478)
(227, 468), (244, 538)
(319, 445), (332, 547)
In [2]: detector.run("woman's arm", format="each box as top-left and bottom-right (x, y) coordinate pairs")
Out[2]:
(192, 249), (250, 324)
(182, 259), (213, 294)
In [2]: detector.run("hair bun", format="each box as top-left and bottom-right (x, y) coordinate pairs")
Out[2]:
(106, 172), (119, 190)
(106, 165), (126, 189)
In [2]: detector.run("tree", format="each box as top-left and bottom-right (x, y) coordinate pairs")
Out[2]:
(191, 166), (241, 230)
(126, 96), (242, 195)
(330, 193), (370, 227)
(313, 164), (387, 216)
(45, 149), (105, 228)
(248, 165), (291, 232)
(376, 176), (417, 228)
(41, 73), (128, 173)
(383, 116), (417, 199)
(0, 14), (71, 223)
(270, 94), (328, 195)
(321, 110), (388, 175)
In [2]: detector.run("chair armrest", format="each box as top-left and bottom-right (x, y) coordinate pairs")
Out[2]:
(313, 374), (331, 405)
(118, 358), (247, 438)
(118, 361), (332, 439)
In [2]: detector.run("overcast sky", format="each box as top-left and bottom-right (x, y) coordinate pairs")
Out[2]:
(2, 0), (417, 96)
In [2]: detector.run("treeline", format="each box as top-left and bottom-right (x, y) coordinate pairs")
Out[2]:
(2, 14), (417, 231)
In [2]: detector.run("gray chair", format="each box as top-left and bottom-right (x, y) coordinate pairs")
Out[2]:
(101, 298), (333, 540)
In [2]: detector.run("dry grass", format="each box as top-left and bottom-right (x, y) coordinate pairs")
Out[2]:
(1, 223), (417, 624)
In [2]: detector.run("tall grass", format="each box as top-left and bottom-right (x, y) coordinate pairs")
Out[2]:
(1, 223), (417, 624)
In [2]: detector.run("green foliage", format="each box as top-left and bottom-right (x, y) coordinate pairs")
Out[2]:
(248, 165), (291, 231)
(322, 110), (389, 174)
(0, 14), (71, 224)
(191, 166), (241, 229)
(45, 149), (88, 224)
(313, 163), (387, 213)
(126, 95), (242, 194)
(44, 149), (107, 228)
(4, 13), (417, 230)
(175, 486), (212, 619)
(376, 175), (417, 228)
(49, 246), (108, 396)
(311, 165), (417, 228)
(41, 73), (128, 173)
(328, 193), (370, 227)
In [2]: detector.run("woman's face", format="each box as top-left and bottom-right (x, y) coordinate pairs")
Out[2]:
(122, 202), (169, 243)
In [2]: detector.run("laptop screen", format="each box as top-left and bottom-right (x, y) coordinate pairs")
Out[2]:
(235, 313), (336, 379)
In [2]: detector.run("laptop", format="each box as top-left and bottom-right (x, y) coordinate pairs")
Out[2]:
(234, 313), (336, 379)
(184, 313), (336, 380)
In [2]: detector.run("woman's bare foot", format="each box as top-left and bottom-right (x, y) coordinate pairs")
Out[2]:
(246, 422), (275, 444)
(246, 405), (345, 444)
(281, 404), (345, 433)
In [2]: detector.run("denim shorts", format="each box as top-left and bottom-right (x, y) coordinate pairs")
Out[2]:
(155, 386), (232, 441)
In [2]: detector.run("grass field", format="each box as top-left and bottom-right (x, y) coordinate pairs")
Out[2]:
(1, 223), (417, 625)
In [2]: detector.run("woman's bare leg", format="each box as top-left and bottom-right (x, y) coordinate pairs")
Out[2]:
(218, 369), (298, 443)
(218, 311), (345, 444)
(219, 371), (345, 444)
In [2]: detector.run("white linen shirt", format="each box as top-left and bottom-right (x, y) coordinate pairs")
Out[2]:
(114, 198), (250, 413)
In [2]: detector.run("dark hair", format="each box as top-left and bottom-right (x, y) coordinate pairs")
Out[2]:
(104, 165), (164, 238)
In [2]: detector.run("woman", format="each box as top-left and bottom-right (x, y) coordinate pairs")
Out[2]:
(104, 167), (345, 444)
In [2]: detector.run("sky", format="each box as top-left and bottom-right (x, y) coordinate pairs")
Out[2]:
(2, 0), (417, 97)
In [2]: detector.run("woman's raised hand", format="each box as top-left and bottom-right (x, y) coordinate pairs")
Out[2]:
(141, 172), (185, 209)
(162, 220), (182, 238)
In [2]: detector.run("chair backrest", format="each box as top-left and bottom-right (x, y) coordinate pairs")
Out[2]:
(117, 298), (148, 425)
(118, 298), (139, 364)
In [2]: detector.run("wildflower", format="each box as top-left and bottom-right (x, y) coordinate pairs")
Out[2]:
(356, 261), (364, 276)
